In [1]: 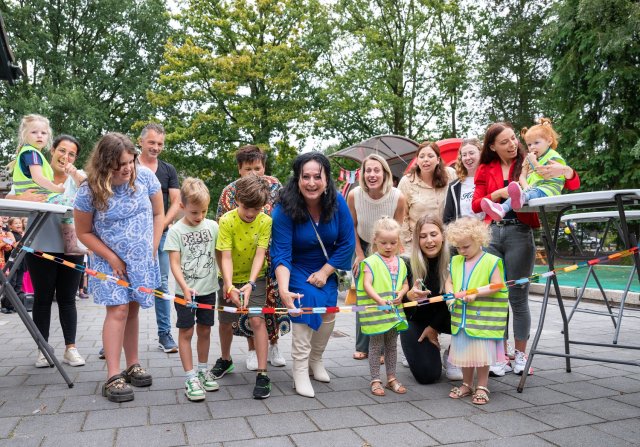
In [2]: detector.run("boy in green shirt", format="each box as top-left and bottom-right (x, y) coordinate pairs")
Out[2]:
(215, 175), (272, 399)
(165, 178), (220, 402)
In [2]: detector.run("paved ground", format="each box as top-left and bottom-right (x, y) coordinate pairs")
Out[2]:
(0, 293), (639, 447)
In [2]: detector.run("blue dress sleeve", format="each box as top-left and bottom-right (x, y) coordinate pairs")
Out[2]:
(327, 195), (355, 270)
(74, 183), (95, 213)
(270, 204), (293, 273)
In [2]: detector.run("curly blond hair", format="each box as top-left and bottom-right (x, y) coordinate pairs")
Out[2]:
(446, 217), (490, 248)
(521, 117), (560, 149)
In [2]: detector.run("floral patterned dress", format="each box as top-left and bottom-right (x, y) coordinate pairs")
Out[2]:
(74, 167), (161, 308)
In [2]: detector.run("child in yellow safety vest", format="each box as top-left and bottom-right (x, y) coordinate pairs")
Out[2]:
(445, 217), (508, 405)
(357, 217), (409, 397)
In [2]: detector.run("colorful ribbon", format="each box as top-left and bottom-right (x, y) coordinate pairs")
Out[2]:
(12, 243), (640, 315)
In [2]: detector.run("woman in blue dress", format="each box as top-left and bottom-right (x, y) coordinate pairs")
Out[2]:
(75, 133), (164, 403)
(271, 152), (355, 398)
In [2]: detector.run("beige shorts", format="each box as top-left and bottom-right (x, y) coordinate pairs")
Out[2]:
(217, 277), (267, 323)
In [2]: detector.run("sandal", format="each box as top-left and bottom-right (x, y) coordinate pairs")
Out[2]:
(385, 378), (407, 394)
(472, 386), (490, 405)
(370, 380), (385, 396)
(449, 382), (474, 399)
(102, 374), (134, 403)
(353, 351), (368, 360)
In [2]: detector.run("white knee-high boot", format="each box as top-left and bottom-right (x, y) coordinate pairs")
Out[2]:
(309, 318), (334, 383)
(291, 323), (315, 397)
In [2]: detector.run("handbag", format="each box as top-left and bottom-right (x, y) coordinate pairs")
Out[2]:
(308, 215), (348, 287)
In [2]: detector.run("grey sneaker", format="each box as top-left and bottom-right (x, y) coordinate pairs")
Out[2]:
(158, 332), (178, 353)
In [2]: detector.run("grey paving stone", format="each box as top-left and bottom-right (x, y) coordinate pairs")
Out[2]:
(291, 428), (364, 447)
(120, 389), (178, 407)
(592, 419), (640, 445)
(84, 407), (148, 430)
(13, 412), (85, 437)
(359, 401), (431, 423)
(313, 390), (376, 408)
(115, 423), (185, 447)
(537, 425), (635, 447)
(41, 428), (115, 447)
(570, 364), (631, 378)
(589, 376), (640, 393)
(0, 376), (28, 389)
(442, 434), (555, 447)
(39, 381), (98, 398)
(305, 406), (377, 430)
(468, 409), (553, 437)
(325, 376), (370, 392)
(0, 417), (19, 439)
(0, 397), (64, 417)
(411, 417), (498, 444)
(535, 369), (596, 383)
(504, 385), (578, 405)
(547, 380), (622, 400)
(247, 412), (317, 437)
(610, 391), (640, 407)
(150, 403), (212, 424)
(223, 436), (295, 447)
(565, 397), (640, 420)
(184, 417), (254, 444)
(354, 422), (438, 447)
(411, 397), (484, 418)
(207, 398), (270, 419)
(58, 394), (119, 412)
(517, 403), (606, 428)
(0, 435), (43, 447)
(262, 394), (325, 413)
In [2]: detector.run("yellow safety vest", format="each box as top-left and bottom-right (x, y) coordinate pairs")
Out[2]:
(450, 252), (508, 339)
(356, 253), (408, 335)
(12, 144), (57, 199)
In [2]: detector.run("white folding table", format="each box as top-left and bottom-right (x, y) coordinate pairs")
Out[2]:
(0, 198), (75, 387)
(517, 190), (640, 393)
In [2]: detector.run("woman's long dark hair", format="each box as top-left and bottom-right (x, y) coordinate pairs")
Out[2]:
(276, 152), (338, 224)
(480, 122), (526, 182)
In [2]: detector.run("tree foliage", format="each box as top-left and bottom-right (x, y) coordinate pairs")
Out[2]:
(150, 0), (332, 196)
(0, 0), (170, 166)
(545, 0), (640, 190)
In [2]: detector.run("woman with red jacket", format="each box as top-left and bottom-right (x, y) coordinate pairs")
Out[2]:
(472, 122), (579, 376)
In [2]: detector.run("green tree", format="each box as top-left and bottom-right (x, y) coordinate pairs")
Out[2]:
(0, 0), (170, 166)
(150, 0), (332, 196)
(476, 0), (551, 130)
(545, 0), (640, 190)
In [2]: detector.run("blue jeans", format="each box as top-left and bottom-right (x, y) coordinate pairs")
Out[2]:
(155, 231), (171, 336)
(502, 187), (547, 213)
(486, 222), (536, 341)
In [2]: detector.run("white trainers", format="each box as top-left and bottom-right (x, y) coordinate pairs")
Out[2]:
(513, 350), (533, 376)
(442, 348), (463, 381)
(489, 355), (513, 377)
(401, 355), (409, 368)
(246, 350), (258, 371)
(268, 344), (286, 367)
(506, 341), (515, 360)
(63, 347), (86, 367)
(35, 350), (49, 368)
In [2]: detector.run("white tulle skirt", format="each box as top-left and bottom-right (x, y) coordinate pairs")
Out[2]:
(448, 330), (505, 368)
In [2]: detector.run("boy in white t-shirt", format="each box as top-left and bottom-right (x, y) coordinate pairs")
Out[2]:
(165, 178), (220, 402)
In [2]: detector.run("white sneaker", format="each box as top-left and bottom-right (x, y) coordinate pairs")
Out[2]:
(513, 350), (533, 376)
(506, 341), (515, 360)
(246, 350), (258, 371)
(442, 348), (463, 381)
(63, 347), (86, 367)
(268, 344), (286, 367)
(401, 355), (409, 368)
(35, 350), (49, 368)
(489, 356), (513, 377)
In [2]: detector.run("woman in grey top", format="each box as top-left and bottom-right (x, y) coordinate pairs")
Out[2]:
(347, 154), (406, 360)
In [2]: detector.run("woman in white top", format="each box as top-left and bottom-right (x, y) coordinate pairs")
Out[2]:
(347, 154), (406, 360)
(398, 141), (456, 253)
(443, 138), (485, 224)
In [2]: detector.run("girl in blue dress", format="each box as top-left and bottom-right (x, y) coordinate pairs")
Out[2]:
(74, 133), (164, 403)
(271, 152), (355, 398)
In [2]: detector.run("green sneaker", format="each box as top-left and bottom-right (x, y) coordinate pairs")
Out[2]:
(184, 377), (205, 402)
(210, 357), (234, 379)
(197, 369), (220, 392)
(253, 373), (271, 399)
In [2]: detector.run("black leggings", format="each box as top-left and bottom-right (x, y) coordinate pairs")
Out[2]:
(27, 253), (83, 345)
(400, 321), (443, 384)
